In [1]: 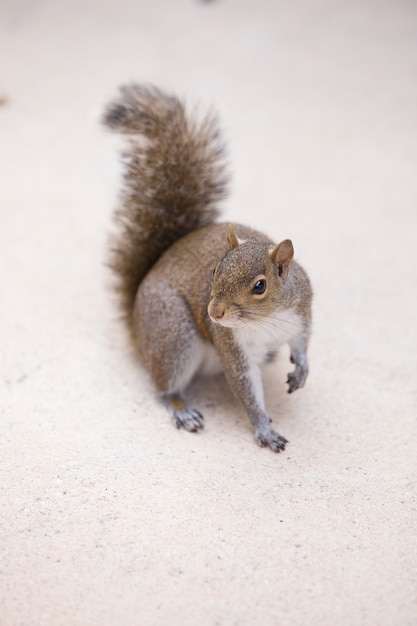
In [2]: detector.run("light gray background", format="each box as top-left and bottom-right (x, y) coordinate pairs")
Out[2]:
(1, 0), (416, 624)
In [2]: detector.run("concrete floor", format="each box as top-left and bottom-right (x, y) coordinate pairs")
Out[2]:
(1, 0), (417, 624)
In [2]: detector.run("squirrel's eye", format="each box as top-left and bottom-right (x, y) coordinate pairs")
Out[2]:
(211, 268), (216, 279)
(252, 279), (267, 295)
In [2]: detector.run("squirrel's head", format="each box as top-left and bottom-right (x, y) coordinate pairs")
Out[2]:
(208, 224), (294, 328)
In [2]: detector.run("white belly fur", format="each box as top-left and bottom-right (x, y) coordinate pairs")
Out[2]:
(197, 339), (223, 376)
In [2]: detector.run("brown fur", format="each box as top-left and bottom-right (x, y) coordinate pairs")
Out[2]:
(103, 84), (313, 452)
(103, 84), (228, 328)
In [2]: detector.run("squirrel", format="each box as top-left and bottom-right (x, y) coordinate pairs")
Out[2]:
(102, 84), (312, 452)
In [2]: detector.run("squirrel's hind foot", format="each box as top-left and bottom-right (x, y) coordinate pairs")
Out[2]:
(164, 393), (204, 432)
(172, 407), (204, 432)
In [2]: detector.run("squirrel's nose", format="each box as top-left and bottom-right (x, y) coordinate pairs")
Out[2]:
(214, 305), (225, 320)
(208, 300), (226, 321)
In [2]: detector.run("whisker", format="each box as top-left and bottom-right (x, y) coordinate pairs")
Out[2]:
(241, 312), (303, 347)
(252, 316), (303, 333)
(267, 315), (304, 329)
(242, 316), (286, 346)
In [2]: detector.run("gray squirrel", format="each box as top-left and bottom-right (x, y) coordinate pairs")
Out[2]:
(103, 84), (313, 452)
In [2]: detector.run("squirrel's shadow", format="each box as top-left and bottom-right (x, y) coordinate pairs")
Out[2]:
(186, 360), (294, 436)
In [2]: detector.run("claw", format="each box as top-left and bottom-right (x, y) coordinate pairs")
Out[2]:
(256, 428), (288, 453)
(172, 407), (204, 432)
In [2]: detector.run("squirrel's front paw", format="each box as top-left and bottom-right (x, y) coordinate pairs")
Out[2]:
(171, 407), (204, 432)
(287, 367), (308, 394)
(255, 428), (288, 453)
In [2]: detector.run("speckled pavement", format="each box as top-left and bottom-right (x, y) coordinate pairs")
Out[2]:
(1, 1), (416, 624)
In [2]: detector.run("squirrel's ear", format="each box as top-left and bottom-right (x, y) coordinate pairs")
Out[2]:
(270, 239), (294, 279)
(227, 224), (239, 250)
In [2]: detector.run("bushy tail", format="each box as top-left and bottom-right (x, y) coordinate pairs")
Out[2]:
(102, 84), (228, 323)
